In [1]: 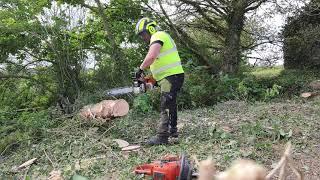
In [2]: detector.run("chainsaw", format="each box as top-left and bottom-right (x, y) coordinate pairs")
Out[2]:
(105, 71), (157, 96)
(134, 154), (194, 180)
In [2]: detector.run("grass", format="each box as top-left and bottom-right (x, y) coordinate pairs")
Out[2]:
(1, 97), (320, 179)
(250, 66), (284, 78)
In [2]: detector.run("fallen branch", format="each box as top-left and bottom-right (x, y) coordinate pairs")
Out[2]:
(17, 158), (37, 170)
(266, 142), (291, 179)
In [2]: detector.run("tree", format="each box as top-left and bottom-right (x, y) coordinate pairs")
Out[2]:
(1, 0), (145, 112)
(148, 0), (270, 74)
(283, 0), (320, 69)
(59, 0), (143, 82)
(0, 1), (95, 112)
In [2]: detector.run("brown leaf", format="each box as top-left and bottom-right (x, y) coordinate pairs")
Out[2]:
(113, 139), (130, 148)
(48, 170), (64, 180)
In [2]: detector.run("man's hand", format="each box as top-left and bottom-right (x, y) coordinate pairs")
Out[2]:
(135, 68), (144, 79)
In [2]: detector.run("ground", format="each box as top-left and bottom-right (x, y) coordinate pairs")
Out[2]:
(1, 97), (320, 179)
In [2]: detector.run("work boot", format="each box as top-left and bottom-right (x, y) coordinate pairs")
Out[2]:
(169, 128), (178, 138)
(146, 135), (168, 146)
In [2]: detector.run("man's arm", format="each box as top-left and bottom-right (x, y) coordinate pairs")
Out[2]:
(140, 43), (162, 70)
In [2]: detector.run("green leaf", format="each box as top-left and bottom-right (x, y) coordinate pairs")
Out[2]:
(279, 129), (286, 136)
(71, 174), (89, 180)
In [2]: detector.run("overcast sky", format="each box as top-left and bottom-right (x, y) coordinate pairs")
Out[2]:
(247, 0), (309, 65)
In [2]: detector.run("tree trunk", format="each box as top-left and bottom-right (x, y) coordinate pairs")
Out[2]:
(94, 0), (129, 82)
(222, 2), (246, 74)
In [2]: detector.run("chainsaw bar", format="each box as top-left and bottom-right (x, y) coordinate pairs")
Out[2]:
(105, 86), (133, 96)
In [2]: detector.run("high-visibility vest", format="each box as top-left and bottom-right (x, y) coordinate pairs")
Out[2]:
(149, 31), (184, 81)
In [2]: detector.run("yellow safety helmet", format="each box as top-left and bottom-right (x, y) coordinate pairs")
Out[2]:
(135, 17), (157, 35)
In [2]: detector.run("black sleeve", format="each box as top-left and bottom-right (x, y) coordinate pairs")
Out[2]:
(150, 40), (164, 46)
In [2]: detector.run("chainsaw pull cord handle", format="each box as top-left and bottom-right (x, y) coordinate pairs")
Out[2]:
(137, 72), (147, 93)
(134, 164), (153, 175)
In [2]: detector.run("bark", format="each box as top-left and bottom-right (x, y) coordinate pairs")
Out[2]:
(163, 0), (268, 74)
(222, 1), (246, 74)
(156, 0), (217, 73)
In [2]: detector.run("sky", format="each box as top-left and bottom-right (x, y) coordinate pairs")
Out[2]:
(246, 0), (309, 66)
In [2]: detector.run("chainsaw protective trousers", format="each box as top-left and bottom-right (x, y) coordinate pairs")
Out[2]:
(157, 73), (184, 137)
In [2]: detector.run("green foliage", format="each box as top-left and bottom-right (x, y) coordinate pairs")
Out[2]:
(176, 69), (283, 108)
(0, 109), (57, 154)
(283, 0), (320, 69)
(264, 84), (282, 101)
(274, 69), (320, 98)
(2, 98), (320, 179)
(132, 93), (155, 114)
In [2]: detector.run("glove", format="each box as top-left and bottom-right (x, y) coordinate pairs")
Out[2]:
(135, 68), (144, 79)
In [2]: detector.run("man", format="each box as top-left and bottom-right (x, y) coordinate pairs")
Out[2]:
(135, 17), (184, 145)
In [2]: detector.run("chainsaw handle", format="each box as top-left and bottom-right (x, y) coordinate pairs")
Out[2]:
(134, 164), (153, 175)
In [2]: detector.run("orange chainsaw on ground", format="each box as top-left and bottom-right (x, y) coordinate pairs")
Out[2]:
(134, 154), (194, 180)
(105, 71), (157, 96)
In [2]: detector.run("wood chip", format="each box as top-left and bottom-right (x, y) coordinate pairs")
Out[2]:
(48, 170), (64, 180)
(113, 139), (130, 148)
(121, 145), (140, 151)
(301, 92), (312, 98)
(301, 92), (320, 98)
(18, 158), (37, 170)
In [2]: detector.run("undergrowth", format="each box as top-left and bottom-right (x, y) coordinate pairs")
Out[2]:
(1, 68), (320, 179)
(1, 98), (320, 179)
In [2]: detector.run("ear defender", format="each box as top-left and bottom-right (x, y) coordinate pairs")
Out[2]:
(148, 26), (156, 35)
(135, 18), (158, 35)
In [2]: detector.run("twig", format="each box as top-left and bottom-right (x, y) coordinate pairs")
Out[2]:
(0, 142), (18, 156)
(288, 157), (303, 180)
(16, 158), (37, 171)
(266, 155), (286, 179)
(44, 149), (55, 168)
(279, 160), (287, 180)
(266, 142), (292, 179)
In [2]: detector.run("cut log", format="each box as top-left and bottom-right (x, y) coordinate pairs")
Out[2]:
(301, 92), (320, 98)
(112, 99), (129, 117)
(309, 80), (320, 90)
(79, 105), (94, 119)
(99, 99), (129, 118)
(100, 100), (114, 118)
(90, 103), (104, 118)
(79, 99), (129, 121)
